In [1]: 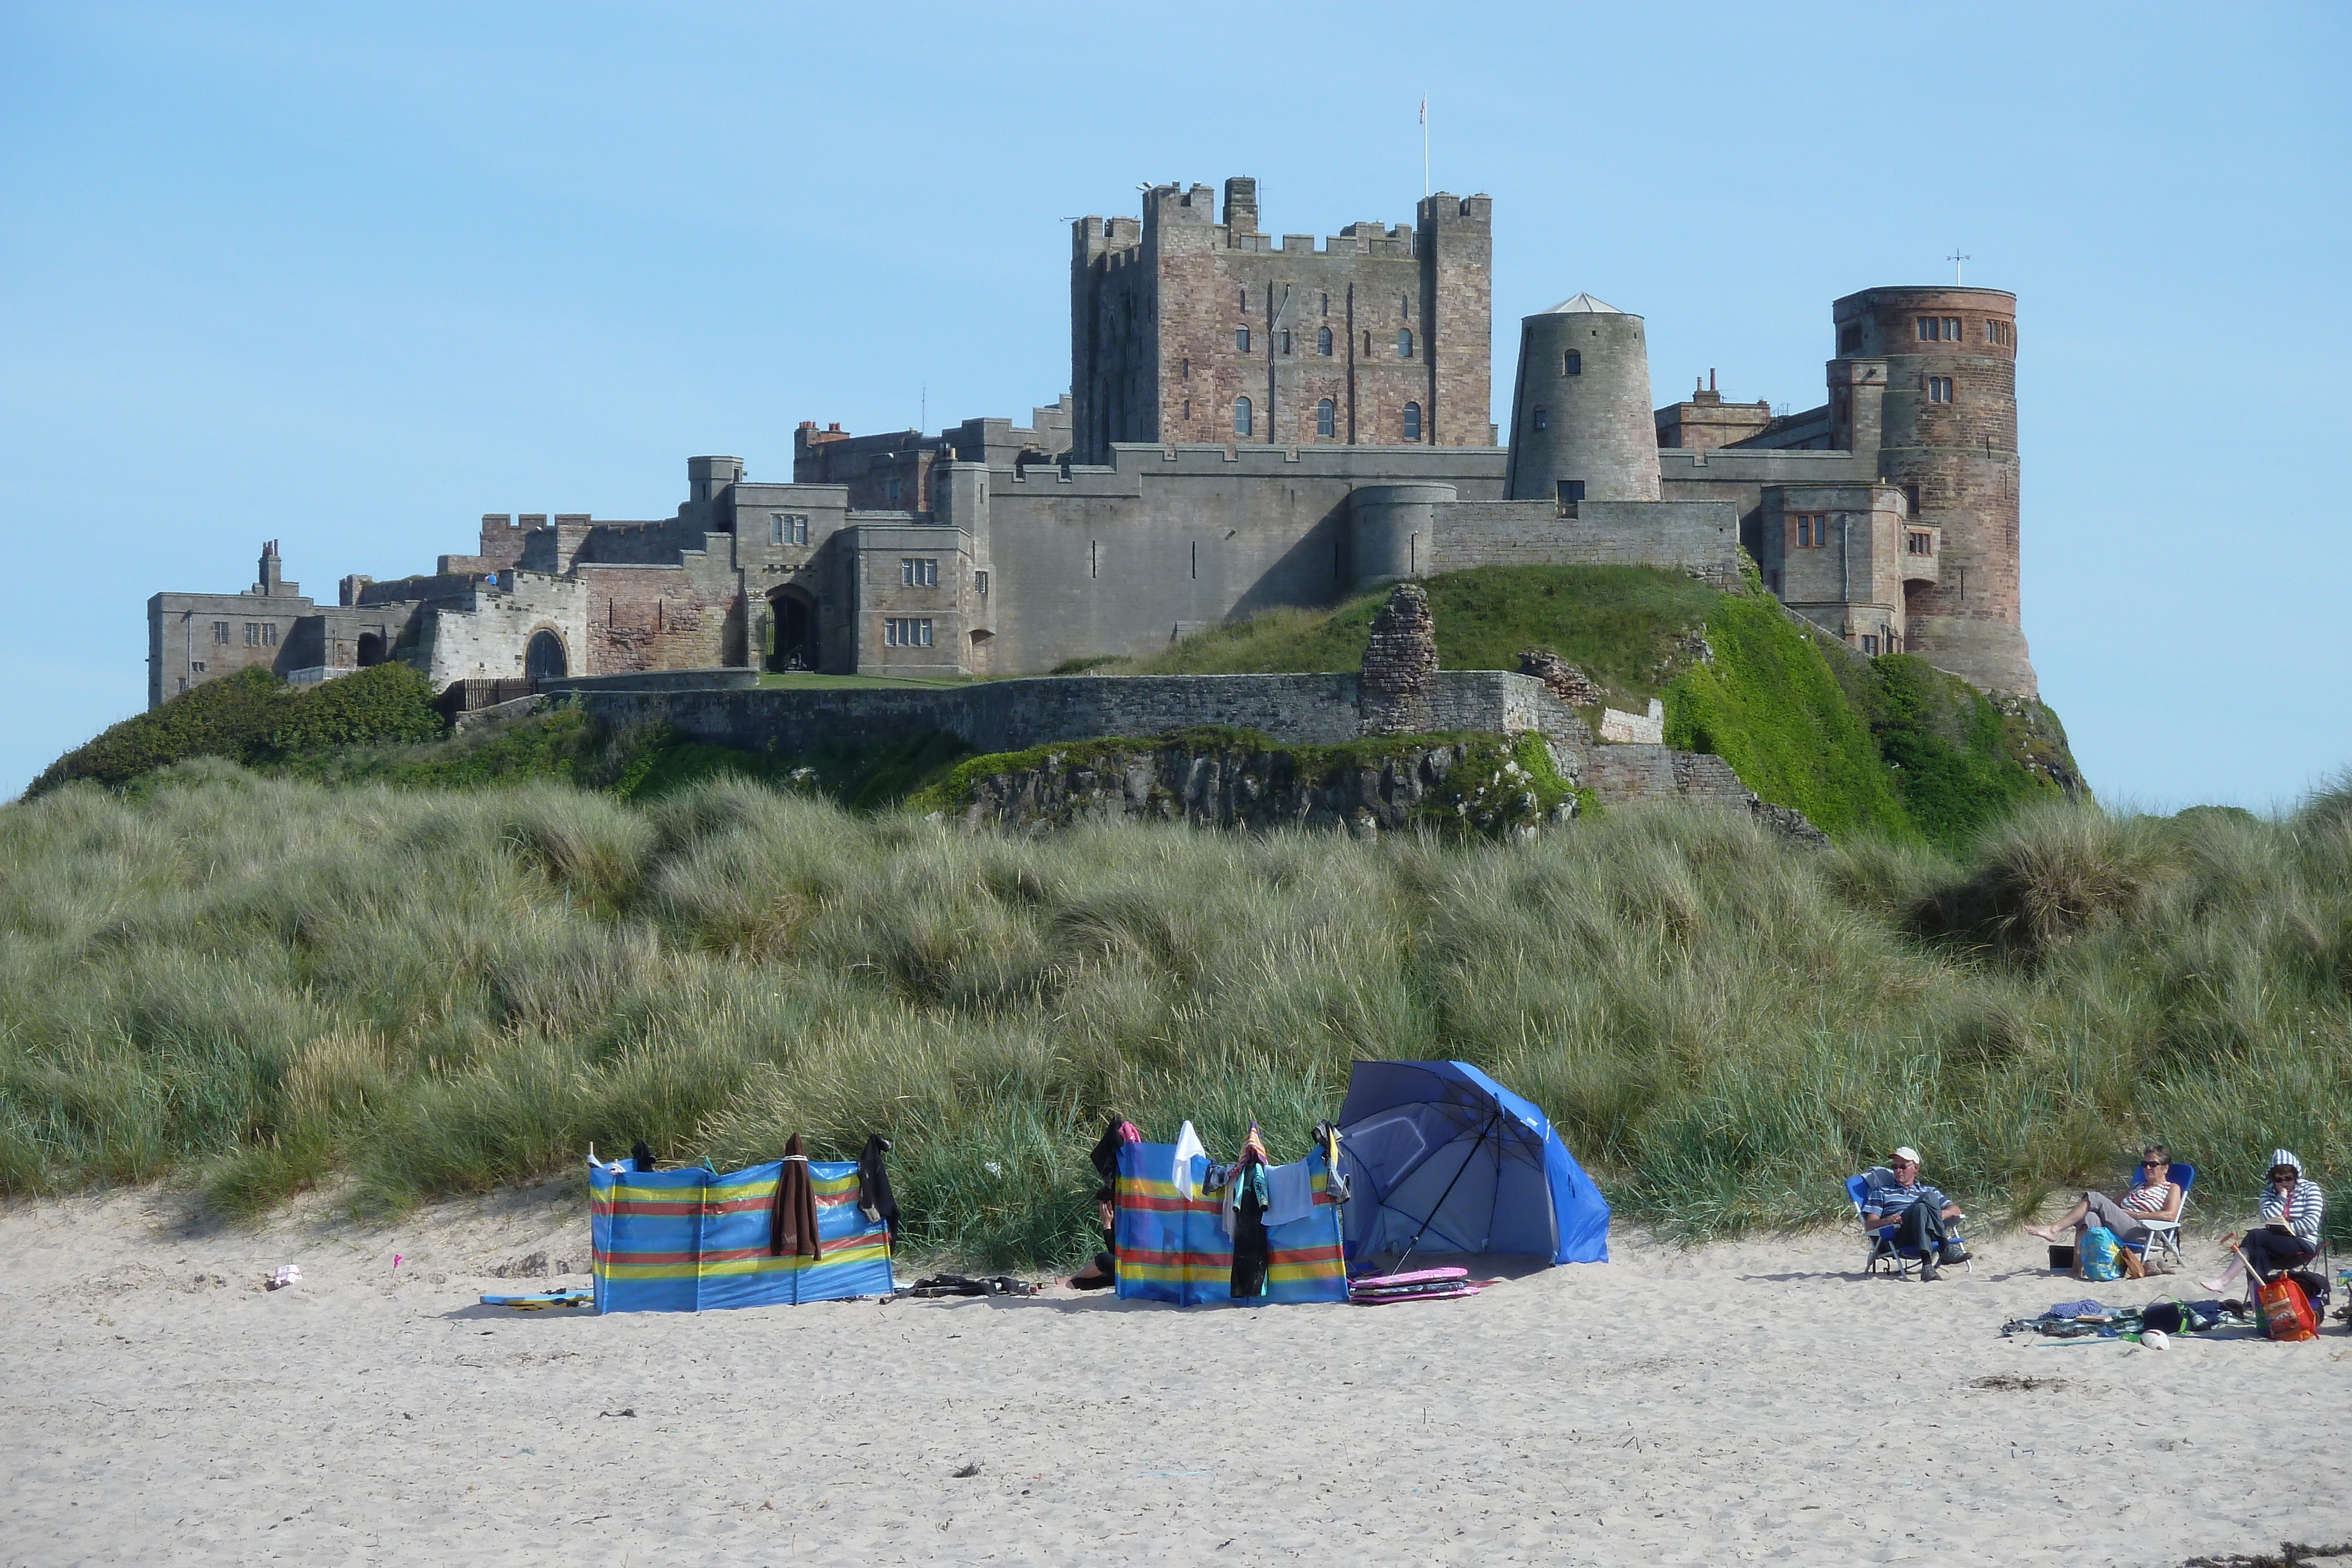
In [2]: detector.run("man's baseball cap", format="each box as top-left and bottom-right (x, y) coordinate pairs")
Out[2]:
(1892, 1146), (1921, 1165)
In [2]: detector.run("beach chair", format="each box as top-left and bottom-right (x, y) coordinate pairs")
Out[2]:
(2122, 1161), (2194, 1272)
(1847, 1169), (1972, 1280)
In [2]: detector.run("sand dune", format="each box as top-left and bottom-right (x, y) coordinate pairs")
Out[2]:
(2, 1184), (2346, 1566)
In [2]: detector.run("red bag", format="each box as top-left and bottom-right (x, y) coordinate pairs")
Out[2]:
(2259, 1275), (2318, 1342)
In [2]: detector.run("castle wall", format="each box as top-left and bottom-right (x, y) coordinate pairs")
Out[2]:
(1426, 498), (1744, 589)
(419, 573), (590, 686)
(972, 441), (1510, 673)
(565, 668), (1575, 760)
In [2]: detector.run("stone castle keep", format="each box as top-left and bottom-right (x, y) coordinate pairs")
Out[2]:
(148, 176), (2036, 710)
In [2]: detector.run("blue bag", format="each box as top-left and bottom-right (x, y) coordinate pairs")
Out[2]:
(2078, 1226), (2123, 1282)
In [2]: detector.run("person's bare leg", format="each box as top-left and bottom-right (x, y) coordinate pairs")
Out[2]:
(2024, 1195), (2093, 1243)
(2198, 1234), (2244, 1295)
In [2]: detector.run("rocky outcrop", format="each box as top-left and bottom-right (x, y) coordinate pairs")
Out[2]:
(948, 737), (1582, 838)
(1516, 647), (1601, 707)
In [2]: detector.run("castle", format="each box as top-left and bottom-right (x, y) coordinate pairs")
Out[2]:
(148, 176), (2036, 710)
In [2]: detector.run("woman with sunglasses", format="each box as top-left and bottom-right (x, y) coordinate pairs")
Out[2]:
(2024, 1144), (2183, 1253)
(2199, 1149), (2324, 1294)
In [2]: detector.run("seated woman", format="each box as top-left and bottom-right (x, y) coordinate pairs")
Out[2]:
(2024, 1144), (2183, 1252)
(2199, 1149), (2324, 1294)
(1065, 1195), (1118, 1291)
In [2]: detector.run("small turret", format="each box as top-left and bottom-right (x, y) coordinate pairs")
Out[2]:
(1505, 294), (1660, 508)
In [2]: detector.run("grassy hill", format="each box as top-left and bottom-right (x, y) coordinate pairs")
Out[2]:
(1087, 564), (2082, 848)
(2, 765), (2343, 1265)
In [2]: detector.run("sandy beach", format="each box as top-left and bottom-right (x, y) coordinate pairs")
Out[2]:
(2, 1185), (2347, 1567)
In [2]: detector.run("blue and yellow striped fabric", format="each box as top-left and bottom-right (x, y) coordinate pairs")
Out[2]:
(1114, 1142), (1347, 1306)
(589, 1158), (893, 1313)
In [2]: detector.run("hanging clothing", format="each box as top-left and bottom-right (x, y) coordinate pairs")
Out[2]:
(770, 1134), (821, 1258)
(1171, 1121), (1207, 1199)
(1264, 1159), (1317, 1228)
(856, 1134), (900, 1232)
(1230, 1186), (1270, 1298)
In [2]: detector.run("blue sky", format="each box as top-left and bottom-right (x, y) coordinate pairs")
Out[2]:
(4, 2), (2346, 808)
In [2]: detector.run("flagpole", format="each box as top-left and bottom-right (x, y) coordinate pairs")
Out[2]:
(1421, 95), (1429, 198)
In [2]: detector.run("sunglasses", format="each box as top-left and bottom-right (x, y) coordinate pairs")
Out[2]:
(2143, 1159), (2168, 1167)
(2271, 1172), (2298, 1181)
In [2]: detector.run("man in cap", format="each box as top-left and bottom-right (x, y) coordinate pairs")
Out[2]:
(1861, 1146), (1969, 1281)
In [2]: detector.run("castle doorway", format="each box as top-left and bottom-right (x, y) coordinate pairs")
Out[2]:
(524, 629), (568, 681)
(355, 632), (386, 667)
(768, 587), (817, 672)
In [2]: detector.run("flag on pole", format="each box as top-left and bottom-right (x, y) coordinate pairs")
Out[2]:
(1419, 96), (1426, 125)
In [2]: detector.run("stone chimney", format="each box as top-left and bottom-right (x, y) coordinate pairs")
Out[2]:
(1359, 583), (1439, 734)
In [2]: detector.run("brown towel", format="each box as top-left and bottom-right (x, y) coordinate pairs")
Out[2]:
(771, 1134), (821, 1258)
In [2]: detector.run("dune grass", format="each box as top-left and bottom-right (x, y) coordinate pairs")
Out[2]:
(5, 761), (2348, 1266)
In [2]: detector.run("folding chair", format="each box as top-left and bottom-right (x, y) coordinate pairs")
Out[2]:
(2123, 1161), (2194, 1272)
(1847, 1169), (1972, 1279)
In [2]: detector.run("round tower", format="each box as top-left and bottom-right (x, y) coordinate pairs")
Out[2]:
(1832, 285), (2034, 696)
(1504, 294), (1660, 505)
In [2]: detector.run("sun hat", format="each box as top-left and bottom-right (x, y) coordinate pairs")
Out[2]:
(1892, 1146), (1921, 1165)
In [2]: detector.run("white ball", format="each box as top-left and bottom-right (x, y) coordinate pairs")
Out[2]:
(2140, 1329), (2171, 1350)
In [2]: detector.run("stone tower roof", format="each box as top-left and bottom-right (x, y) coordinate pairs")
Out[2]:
(1541, 292), (1628, 315)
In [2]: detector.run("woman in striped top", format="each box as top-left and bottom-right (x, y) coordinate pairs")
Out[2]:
(2199, 1148), (2324, 1293)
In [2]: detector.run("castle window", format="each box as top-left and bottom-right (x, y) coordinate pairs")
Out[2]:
(1927, 376), (1953, 403)
(883, 617), (934, 648)
(1235, 327), (1251, 353)
(1532, 406), (1549, 432)
(1397, 329), (1412, 359)
(1317, 399), (1335, 437)
(1104, 219), (1114, 237)
(1984, 319), (2013, 346)
(1279, 329), (1293, 356)
(1401, 292), (1411, 319)
(1793, 513), (1831, 548)
(887, 477), (903, 506)
(1402, 402), (1422, 441)
(1861, 634), (1880, 656)
(1234, 397), (1252, 436)
(211, 621), (229, 643)
(1915, 316), (1962, 342)
(1563, 350), (1581, 375)
(1182, 358), (1190, 380)
(974, 570), (988, 597)
(1839, 325), (1862, 353)
(900, 557), (938, 588)
(1907, 530), (1934, 555)
(1365, 330), (1374, 356)
(1319, 292), (1329, 316)
(244, 623), (260, 646)
(1558, 479), (1585, 516)
(1317, 326), (1332, 356)
(770, 513), (808, 546)
(1183, 398), (1191, 420)
(1239, 286), (1249, 310)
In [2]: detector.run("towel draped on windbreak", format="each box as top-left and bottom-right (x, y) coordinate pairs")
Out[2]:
(770, 1134), (822, 1258)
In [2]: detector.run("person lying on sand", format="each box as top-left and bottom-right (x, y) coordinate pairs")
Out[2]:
(2023, 1144), (2183, 1252)
(1862, 1147), (1969, 1281)
(2200, 1149), (2324, 1295)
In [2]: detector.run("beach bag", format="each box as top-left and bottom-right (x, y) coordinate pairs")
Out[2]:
(2258, 1275), (2317, 1342)
(2287, 1269), (2332, 1316)
(2077, 1226), (2123, 1282)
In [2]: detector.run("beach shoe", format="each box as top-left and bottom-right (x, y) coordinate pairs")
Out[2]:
(1919, 1261), (1942, 1282)
(1940, 1242), (1970, 1265)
